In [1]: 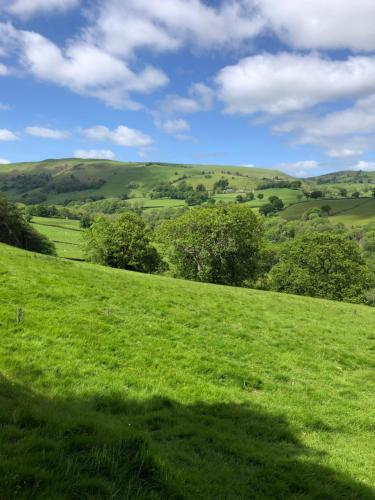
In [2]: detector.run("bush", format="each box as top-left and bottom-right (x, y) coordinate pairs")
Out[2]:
(157, 204), (263, 286)
(0, 194), (55, 255)
(268, 233), (373, 303)
(84, 212), (161, 273)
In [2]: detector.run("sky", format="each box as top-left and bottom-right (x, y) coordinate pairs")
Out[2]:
(1, 0), (375, 176)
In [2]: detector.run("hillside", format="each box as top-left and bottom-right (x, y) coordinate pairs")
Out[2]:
(0, 244), (374, 498)
(0, 158), (292, 205)
(282, 198), (375, 226)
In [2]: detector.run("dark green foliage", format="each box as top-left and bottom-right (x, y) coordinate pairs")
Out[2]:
(321, 205), (332, 216)
(157, 204), (263, 285)
(256, 179), (302, 190)
(352, 191), (360, 198)
(213, 177), (230, 192)
(0, 194), (55, 255)
(268, 233), (373, 303)
(309, 190), (324, 199)
(84, 212), (161, 273)
(259, 196), (284, 216)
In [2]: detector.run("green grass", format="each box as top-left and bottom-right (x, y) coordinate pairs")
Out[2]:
(282, 198), (375, 226)
(31, 217), (84, 260)
(0, 244), (374, 498)
(0, 159), (293, 204)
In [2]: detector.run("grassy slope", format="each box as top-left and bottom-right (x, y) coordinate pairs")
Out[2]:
(0, 159), (292, 204)
(0, 244), (374, 499)
(282, 198), (375, 226)
(31, 217), (84, 260)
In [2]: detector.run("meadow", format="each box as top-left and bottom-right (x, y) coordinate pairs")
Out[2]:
(31, 217), (84, 260)
(282, 197), (375, 225)
(0, 244), (374, 499)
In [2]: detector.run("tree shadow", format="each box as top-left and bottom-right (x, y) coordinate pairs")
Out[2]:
(0, 374), (374, 499)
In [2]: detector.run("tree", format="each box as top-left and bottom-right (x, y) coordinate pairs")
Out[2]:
(321, 205), (332, 216)
(257, 193), (264, 200)
(339, 188), (348, 197)
(309, 191), (324, 199)
(352, 191), (360, 199)
(372, 188), (375, 198)
(213, 178), (229, 192)
(259, 197), (284, 216)
(0, 194), (55, 255)
(268, 233), (372, 303)
(84, 212), (161, 273)
(157, 205), (263, 286)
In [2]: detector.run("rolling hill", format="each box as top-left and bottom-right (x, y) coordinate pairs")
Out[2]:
(282, 197), (375, 226)
(0, 243), (374, 498)
(0, 158), (293, 205)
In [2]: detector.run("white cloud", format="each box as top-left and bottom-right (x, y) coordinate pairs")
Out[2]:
(25, 126), (70, 139)
(85, 0), (263, 58)
(159, 119), (190, 135)
(352, 161), (375, 172)
(0, 103), (10, 110)
(82, 125), (153, 148)
(74, 149), (116, 160)
(0, 129), (17, 141)
(256, 0), (375, 52)
(3, 0), (79, 17)
(273, 95), (375, 157)
(216, 53), (375, 116)
(161, 82), (214, 114)
(1, 22), (168, 109)
(0, 63), (9, 75)
(276, 160), (320, 177)
(0, 158), (10, 164)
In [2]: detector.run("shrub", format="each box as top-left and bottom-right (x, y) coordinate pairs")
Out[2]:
(84, 212), (161, 273)
(157, 204), (263, 286)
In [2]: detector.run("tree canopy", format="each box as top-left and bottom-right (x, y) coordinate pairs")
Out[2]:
(83, 212), (161, 273)
(268, 232), (372, 303)
(0, 194), (55, 255)
(157, 204), (263, 286)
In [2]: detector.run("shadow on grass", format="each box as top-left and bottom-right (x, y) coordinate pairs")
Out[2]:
(0, 375), (374, 499)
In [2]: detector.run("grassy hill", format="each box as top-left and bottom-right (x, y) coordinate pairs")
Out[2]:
(31, 217), (84, 260)
(282, 198), (375, 226)
(0, 158), (293, 204)
(0, 244), (374, 498)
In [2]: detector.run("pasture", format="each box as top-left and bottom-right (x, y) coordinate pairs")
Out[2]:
(31, 216), (84, 260)
(282, 197), (375, 225)
(0, 244), (374, 498)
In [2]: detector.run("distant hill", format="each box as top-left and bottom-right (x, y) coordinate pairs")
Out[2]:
(0, 243), (374, 498)
(0, 158), (293, 204)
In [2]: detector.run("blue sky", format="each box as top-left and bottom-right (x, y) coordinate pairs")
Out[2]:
(1, 0), (375, 176)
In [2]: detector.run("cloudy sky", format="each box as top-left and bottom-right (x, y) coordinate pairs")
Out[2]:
(1, 0), (375, 176)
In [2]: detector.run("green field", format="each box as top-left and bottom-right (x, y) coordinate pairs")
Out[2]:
(0, 244), (374, 498)
(0, 159), (292, 204)
(282, 198), (375, 225)
(31, 217), (84, 260)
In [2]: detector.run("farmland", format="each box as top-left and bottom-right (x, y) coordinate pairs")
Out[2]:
(31, 217), (84, 260)
(0, 244), (374, 498)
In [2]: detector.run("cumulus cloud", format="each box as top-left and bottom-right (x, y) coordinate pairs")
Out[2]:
(352, 160), (375, 172)
(272, 95), (375, 157)
(161, 83), (214, 114)
(2, 0), (79, 17)
(276, 160), (320, 178)
(0, 129), (17, 141)
(82, 125), (153, 148)
(1, 22), (168, 109)
(256, 0), (375, 52)
(216, 53), (375, 115)
(25, 126), (70, 139)
(159, 119), (190, 134)
(0, 63), (9, 75)
(0, 158), (10, 164)
(85, 0), (263, 58)
(74, 149), (116, 160)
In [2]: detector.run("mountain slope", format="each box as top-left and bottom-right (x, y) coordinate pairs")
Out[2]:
(0, 244), (374, 498)
(0, 158), (293, 204)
